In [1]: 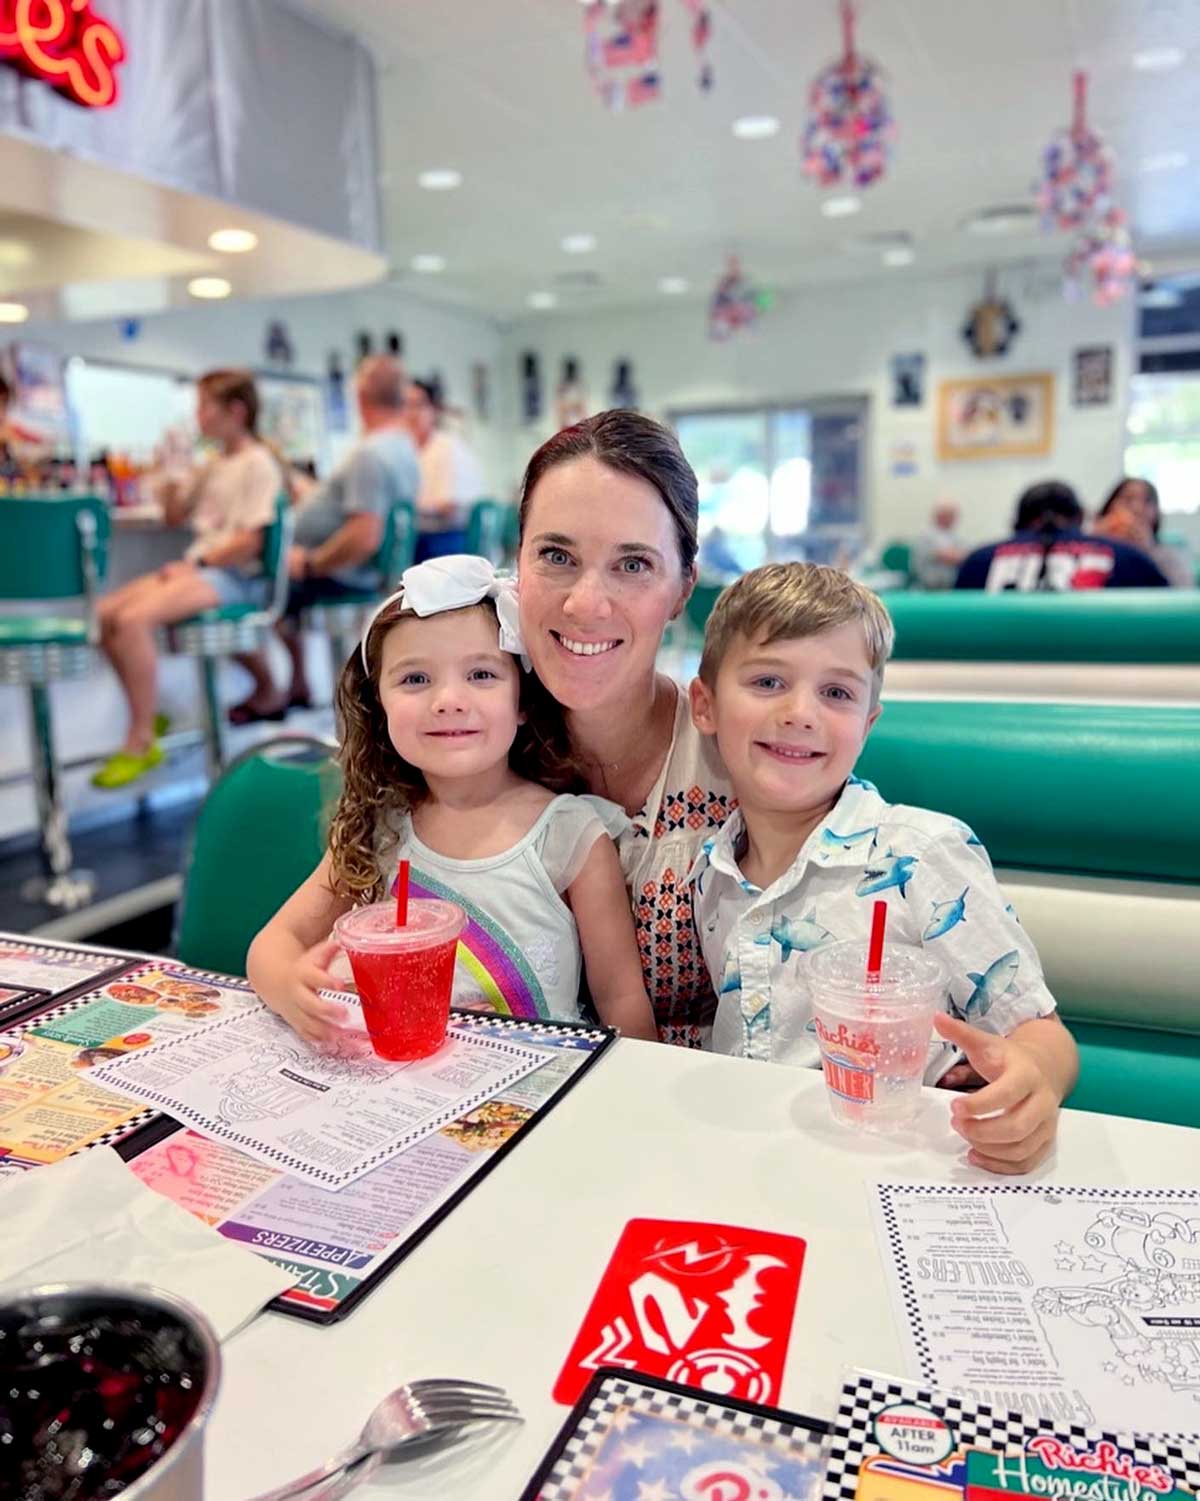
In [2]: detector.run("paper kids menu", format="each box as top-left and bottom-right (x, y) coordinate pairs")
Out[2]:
(0, 962), (261, 1174)
(823, 1370), (1200, 1501)
(125, 1017), (613, 1321)
(870, 1183), (1200, 1434)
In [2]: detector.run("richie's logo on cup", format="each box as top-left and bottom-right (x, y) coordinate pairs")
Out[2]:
(814, 1015), (881, 1057)
(0, 0), (127, 109)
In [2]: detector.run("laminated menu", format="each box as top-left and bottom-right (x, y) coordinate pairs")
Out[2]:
(823, 1370), (1200, 1501)
(0, 932), (136, 1025)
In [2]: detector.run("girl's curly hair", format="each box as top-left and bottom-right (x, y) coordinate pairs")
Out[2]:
(327, 596), (584, 904)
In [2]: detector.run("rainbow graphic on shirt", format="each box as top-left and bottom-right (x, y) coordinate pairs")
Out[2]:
(390, 869), (549, 1020)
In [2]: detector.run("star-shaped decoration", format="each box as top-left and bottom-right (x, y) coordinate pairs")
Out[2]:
(620, 1439), (651, 1469)
(1101, 1361), (1118, 1374)
(1077, 1254), (1107, 1273)
(669, 1428), (700, 1453)
(1055, 1257), (1077, 1271)
(610, 1408), (635, 1433)
(637, 1480), (671, 1501)
(1054, 1241), (1074, 1255)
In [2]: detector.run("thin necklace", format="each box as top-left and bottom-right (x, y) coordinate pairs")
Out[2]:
(583, 682), (670, 774)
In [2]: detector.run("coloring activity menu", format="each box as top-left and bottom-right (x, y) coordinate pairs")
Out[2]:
(0, 963), (261, 1174)
(90, 988), (552, 1191)
(870, 1182), (1200, 1434)
(127, 1018), (612, 1319)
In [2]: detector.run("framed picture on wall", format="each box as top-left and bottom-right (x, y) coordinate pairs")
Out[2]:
(1072, 344), (1114, 406)
(936, 372), (1055, 461)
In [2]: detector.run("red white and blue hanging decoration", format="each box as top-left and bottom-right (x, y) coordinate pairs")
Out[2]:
(1037, 72), (1114, 233)
(1038, 71), (1136, 306)
(801, 0), (895, 190)
(708, 256), (770, 340)
(582, 0), (713, 112)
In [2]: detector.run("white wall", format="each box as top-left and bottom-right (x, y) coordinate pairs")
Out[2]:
(502, 263), (1137, 546)
(17, 285), (513, 492)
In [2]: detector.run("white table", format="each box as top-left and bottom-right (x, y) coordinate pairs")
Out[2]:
(207, 1038), (1200, 1500)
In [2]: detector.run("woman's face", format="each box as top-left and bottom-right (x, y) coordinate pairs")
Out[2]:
(518, 455), (694, 712)
(1111, 481), (1158, 536)
(197, 390), (241, 444)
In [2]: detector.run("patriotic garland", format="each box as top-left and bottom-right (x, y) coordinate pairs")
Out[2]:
(801, 0), (895, 190)
(708, 256), (770, 341)
(582, 0), (713, 112)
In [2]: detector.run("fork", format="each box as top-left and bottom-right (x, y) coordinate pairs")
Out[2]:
(248, 1379), (523, 1501)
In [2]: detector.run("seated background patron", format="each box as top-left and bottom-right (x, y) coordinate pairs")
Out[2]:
(913, 500), (966, 589)
(1093, 476), (1193, 589)
(404, 379), (486, 562)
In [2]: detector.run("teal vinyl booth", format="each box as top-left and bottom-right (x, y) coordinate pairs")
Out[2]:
(856, 700), (1200, 1128)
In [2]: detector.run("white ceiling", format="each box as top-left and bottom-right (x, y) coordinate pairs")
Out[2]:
(288, 0), (1200, 318)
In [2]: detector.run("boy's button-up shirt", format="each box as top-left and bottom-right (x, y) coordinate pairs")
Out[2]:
(689, 777), (1057, 1071)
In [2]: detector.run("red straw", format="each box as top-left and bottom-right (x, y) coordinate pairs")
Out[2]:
(866, 899), (887, 982)
(395, 858), (410, 928)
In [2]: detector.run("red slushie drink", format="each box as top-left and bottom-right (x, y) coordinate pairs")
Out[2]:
(334, 899), (466, 1061)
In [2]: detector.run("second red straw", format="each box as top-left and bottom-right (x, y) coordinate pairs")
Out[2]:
(866, 898), (887, 981)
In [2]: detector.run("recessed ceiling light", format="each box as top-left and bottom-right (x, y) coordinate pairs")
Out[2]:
(883, 247), (915, 267)
(1141, 150), (1189, 173)
(187, 277), (231, 300)
(732, 115), (780, 140)
(659, 276), (689, 294)
(821, 195), (862, 218)
(207, 228), (258, 254)
(561, 233), (596, 254)
(528, 291), (558, 310)
(0, 240), (33, 268)
(418, 168), (462, 191)
(0, 301), (30, 323)
(1132, 46), (1184, 70)
(411, 254), (446, 273)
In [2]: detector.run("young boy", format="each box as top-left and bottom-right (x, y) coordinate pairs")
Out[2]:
(688, 563), (1078, 1175)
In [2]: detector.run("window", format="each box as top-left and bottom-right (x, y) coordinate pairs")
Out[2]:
(672, 399), (867, 579)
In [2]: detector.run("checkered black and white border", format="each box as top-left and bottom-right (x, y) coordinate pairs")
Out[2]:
(821, 1370), (1200, 1501)
(536, 1374), (825, 1501)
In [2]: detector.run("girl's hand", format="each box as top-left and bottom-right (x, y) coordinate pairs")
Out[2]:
(264, 937), (350, 1045)
(933, 1013), (1061, 1175)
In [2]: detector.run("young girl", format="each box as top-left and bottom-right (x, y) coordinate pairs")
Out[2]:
(247, 554), (658, 1044)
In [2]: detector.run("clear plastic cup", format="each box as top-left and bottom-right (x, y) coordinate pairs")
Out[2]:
(806, 939), (945, 1132)
(333, 899), (466, 1061)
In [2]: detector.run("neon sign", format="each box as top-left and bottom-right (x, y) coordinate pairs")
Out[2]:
(0, 0), (126, 109)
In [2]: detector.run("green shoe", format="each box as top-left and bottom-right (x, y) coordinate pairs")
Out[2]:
(153, 712), (171, 738)
(91, 742), (164, 790)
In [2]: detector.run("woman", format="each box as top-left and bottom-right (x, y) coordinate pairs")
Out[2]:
(91, 369), (282, 789)
(1093, 477), (1192, 588)
(403, 378), (486, 563)
(516, 410), (734, 1046)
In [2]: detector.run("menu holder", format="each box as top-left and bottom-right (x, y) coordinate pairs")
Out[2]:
(0, 931), (139, 1027)
(521, 1368), (830, 1501)
(120, 1006), (616, 1325)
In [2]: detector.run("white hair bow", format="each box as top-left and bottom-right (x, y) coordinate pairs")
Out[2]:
(360, 554), (527, 672)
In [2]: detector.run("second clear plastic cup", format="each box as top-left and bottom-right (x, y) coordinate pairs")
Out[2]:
(806, 939), (946, 1132)
(333, 899), (465, 1061)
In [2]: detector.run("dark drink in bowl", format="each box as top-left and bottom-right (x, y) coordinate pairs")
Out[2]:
(0, 1284), (220, 1500)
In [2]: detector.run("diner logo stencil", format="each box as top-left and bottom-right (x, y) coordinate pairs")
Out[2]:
(553, 1217), (805, 1406)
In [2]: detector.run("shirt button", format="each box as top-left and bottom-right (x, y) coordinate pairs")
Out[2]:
(749, 913), (763, 926)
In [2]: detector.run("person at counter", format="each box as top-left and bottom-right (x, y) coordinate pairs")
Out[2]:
(955, 481), (1169, 591)
(227, 354), (419, 723)
(91, 369), (283, 789)
(912, 500), (966, 590)
(404, 380), (486, 562)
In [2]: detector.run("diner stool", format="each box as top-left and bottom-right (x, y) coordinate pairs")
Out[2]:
(465, 498), (506, 564)
(166, 494), (292, 779)
(301, 497), (416, 685)
(0, 495), (110, 910)
(175, 732), (339, 976)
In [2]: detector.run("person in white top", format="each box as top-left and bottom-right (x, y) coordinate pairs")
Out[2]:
(247, 554), (656, 1043)
(515, 411), (735, 1047)
(91, 370), (282, 790)
(403, 379), (487, 563)
(687, 562), (1079, 1174)
(912, 500), (966, 590)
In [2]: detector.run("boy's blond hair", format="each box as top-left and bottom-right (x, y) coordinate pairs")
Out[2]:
(698, 563), (895, 706)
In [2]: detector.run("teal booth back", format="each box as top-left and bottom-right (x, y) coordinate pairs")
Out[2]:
(856, 700), (1199, 1127)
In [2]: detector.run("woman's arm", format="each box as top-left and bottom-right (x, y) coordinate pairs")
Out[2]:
(195, 525), (265, 570)
(566, 837), (658, 1041)
(246, 851), (355, 1044)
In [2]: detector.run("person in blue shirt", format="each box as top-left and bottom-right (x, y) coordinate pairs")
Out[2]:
(955, 480), (1168, 591)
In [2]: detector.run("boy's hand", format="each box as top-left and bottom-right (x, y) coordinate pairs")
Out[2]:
(933, 1014), (1061, 1175)
(265, 937), (349, 1045)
